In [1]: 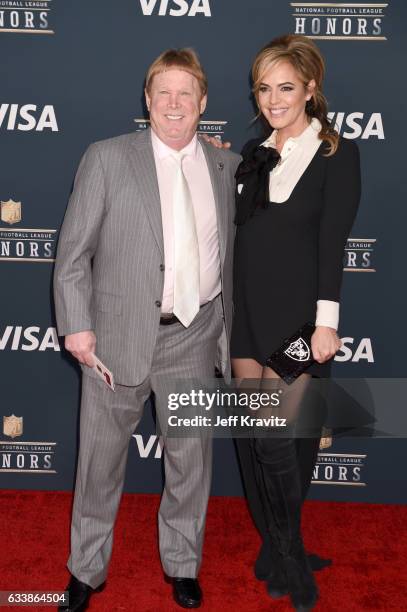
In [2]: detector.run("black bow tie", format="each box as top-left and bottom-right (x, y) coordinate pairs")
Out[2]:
(235, 145), (281, 225)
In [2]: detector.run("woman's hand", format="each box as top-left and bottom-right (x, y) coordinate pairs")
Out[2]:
(201, 134), (231, 149)
(319, 428), (333, 450)
(311, 326), (342, 364)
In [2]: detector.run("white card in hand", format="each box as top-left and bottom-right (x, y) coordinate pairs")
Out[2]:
(91, 353), (115, 392)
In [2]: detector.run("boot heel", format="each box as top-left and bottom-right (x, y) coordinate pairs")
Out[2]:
(267, 585), (289, 599)
(283, 545), (319, 611)
(266, 551), (289, 599)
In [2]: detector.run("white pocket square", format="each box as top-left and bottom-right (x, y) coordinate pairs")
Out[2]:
(237, 184), (244, 194)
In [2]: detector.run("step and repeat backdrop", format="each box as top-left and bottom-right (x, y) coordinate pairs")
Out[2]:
(1, 1), (406, 503)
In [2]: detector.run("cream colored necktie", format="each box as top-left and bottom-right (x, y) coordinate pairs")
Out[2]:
(171, 151), (200, 327)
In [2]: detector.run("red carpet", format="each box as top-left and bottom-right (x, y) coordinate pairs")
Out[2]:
(0, 491), (406, 611)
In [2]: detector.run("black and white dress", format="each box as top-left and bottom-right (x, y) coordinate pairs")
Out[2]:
(231, 119), (361, 377)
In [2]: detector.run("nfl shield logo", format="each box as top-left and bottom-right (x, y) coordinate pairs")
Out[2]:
(284, 337), (310, 362)
(1, 199), (22, 225)
(3, 415), (23, 439)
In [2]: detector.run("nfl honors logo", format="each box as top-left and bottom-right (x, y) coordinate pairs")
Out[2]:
(1, 199), (21, 225)
(1, 414), (57, 473)
(284, 337), (310, 362)
(290, 2), (388, 41)
(3, 415), (23, 439)
(0, 1), (54, 35)
(0, 197), (58, 262)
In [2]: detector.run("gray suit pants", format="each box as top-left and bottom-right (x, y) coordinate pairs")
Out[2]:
(67, 297), (223, 588)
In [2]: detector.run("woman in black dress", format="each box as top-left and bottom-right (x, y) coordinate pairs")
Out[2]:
(231, 36), (361, 610)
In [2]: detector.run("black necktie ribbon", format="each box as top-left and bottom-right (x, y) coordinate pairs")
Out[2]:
(235, 145), (281, 225)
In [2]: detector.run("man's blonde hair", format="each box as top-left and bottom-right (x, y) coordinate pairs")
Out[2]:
(145, 48), (208, 97)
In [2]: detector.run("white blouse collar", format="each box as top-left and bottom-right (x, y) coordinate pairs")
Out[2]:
(261, 117), (322, 159)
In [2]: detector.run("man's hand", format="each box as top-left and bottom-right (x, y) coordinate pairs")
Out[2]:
(65, 331), (96, 367)
(311, 326), (342, 364)
(201, 134), (231, 149)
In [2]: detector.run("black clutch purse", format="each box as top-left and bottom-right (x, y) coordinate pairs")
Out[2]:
(266, 323), (316, 384)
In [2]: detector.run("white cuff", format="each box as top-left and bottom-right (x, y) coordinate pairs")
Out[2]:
(315, 300), (339, 330)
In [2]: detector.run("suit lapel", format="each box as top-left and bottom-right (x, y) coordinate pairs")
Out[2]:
(199, 137), (227, 265)
(129, 128), (164, 256)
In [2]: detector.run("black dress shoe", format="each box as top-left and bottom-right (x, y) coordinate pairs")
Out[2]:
(58, 575), (104, 612)
(172, 578), (202, 609)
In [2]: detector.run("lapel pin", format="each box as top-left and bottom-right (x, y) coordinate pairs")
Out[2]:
(217, 162), (224, 171)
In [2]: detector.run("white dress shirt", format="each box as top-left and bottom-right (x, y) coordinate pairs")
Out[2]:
(151, 130), (221, 314)
(261, 118), (339, 330)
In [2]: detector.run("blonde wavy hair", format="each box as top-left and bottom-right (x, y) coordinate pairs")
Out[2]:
(252, 35), (338, 155)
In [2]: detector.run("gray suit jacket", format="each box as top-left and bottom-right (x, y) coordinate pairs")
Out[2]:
(54, 128), (240, 385)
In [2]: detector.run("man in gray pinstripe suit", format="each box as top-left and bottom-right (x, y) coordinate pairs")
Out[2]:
(54, 48), (240, 611)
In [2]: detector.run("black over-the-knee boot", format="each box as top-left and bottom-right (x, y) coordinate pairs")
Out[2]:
(253, 435), (318, 611)
(236, 434), (326, 582)
(235, 436), (280, 580)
